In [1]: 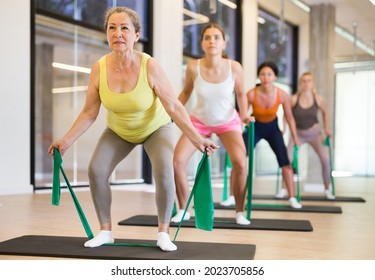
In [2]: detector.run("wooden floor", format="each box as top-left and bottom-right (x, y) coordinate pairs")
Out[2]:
(0, 176), (374, 260)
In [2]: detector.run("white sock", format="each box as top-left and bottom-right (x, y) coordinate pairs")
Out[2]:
(220, 195), (235, 206)
(84, 230), (114, 247)
(157, 232), (177, 251)
(325, 189), (336, 200)
(171, 209), (190, 223)
(289, 197), (302, 209)
(236, 212), (251, 225)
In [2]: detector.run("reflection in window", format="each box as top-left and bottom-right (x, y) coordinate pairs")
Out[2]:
(36, 0), (149, 41)
(257, 8), (296, 87)
(183, 0), (239, 59)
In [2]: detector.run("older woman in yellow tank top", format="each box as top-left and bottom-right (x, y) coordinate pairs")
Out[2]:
(48, 7), (218, 252)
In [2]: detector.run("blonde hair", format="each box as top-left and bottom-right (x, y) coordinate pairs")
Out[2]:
(103, 7), (141, 33)
(299, 71), (317, 94)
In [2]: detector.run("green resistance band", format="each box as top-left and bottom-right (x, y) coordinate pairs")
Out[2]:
(246, 122), (255, 220)
(222, 152), (232, 201)
(52, 148), (158, 248)
(323, 136), (335, 196)
(275, 167), (281, 195)
(173, 151), (214, 241)
(52, 148), (94, 239)
(292, 145), (301, 202)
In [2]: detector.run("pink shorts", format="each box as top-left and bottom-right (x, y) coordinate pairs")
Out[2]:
(190, 113), (243, 137)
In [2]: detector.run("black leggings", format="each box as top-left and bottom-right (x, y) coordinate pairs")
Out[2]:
(243, 117), (290, 167)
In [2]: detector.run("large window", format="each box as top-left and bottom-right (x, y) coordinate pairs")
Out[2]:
(36, 0), (149, 40)
(183, 0), (240, 60)
(335, 67), (375, 176)
(257, 8), (297, 89)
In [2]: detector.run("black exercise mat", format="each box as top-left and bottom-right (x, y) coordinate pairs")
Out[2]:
(118, 215), (313, 232)
(214, 203), (342, 213)
(0, 235), (255, 260)
(252, 194), (365, 202)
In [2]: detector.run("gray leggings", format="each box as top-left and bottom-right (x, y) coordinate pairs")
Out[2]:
(88, 123), (175, 226)
(287, 123), (331, 185)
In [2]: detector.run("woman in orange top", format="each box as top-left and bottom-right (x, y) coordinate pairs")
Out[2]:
(244, 61), (302, 208)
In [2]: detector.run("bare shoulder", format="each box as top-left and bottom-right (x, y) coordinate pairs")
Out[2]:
(314, 93), (325, 102)
(290, 93), (298, 105)
(278, 87), (290, 103)
(146, 54), (158, 71)
(230, 60), (243, 71)
(88, 60), (100, 87)
(186, 59), (198, 73)
(247, 87), (256, 102)
(314, 93), (327, 108)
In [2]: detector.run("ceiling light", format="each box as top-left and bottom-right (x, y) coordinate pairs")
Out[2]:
(288, 0), (375, 57)
(335, 26), (375, 56)
(289, 0), (310, 13)
(218, 0), (237, 9)
(369, 0), (375, 6)
(257, 17), (266, 24)
(183, 8), (209, 25)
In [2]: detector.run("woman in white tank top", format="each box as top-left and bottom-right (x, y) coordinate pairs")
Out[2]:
(172, 23), (254, 225)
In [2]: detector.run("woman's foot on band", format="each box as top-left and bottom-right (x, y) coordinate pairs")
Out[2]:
(171, 210), (190, 223)
(157, 232), (177, 251)
(84, 230), (114, 247)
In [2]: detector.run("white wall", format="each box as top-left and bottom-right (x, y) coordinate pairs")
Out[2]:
(0, 1), (32, 194)
(242, 0), (258, 91)
(152, 0), (183, 95)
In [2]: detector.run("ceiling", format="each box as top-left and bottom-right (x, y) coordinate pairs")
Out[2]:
(257, 0), (375, 61)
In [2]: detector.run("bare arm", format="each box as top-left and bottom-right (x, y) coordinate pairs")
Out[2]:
(47, 61), (102, 155)
(232, 61), (253, 125)
(316, 94), (332, 137)
(282, 94), (298, 134)
(280, 90), (300, 146)
(147, 57), (218, 155)
(178, 60), (196, 105)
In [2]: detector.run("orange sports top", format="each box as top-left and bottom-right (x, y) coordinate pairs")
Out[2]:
(252, 87), (281, 123)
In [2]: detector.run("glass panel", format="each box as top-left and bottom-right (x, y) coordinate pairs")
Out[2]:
(36, 0), (149, 41)
(183, 0), (239, 59)
(335, 69), (375, 176)
(257, 8), (294, 85)
(34, 15), (144, 188)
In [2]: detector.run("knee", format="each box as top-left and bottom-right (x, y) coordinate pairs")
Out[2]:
(281, 164), (293, 173)
(88, 161), (109, 183)
(231, 158), (247, 175)
(173, 155), (186, 173)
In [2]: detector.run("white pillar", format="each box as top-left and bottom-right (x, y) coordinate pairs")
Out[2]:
(242, 0), (258, 91)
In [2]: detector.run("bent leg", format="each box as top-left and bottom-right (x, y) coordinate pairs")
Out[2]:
(143, 123), (176, 232)
(219, 131), (250, 224)
(173, 134), (197, 212)
(86, 128), (135, 247)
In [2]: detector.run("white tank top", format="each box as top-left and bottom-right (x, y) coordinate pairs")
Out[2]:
(191, 59), (236, 126)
